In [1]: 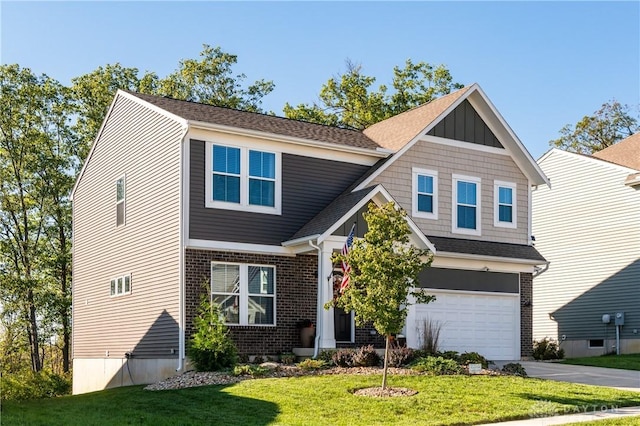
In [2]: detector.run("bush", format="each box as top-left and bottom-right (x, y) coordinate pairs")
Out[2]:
(459, 352), (490, 369)
(317, 349), (337, 363)
(532, 338), (565, 360)
(188, 295), (238, 371)
(232, 364), (269, 377)
(280, 353), (296, 365)
(386, 347), (415, 367)
(297, 358), (327, 371)
(501, 362), (528, 377)
(1, 370), (71, 401)
(353, 345), (380, 367)
(437, 350), (460, 361)
(410, 356), (463, 375)
(418, 318), (442, 354)
(252, 355), (265, 364)
(331, 348), (356, 367)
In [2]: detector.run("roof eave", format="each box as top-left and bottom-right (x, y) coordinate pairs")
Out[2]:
(435, 251), (547, 266)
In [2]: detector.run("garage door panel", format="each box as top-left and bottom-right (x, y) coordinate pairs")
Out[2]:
(408, 290), (519, 360)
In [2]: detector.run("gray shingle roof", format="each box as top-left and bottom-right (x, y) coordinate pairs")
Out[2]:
(127, 91), (381, 150)
(289, 186), (377, 240)
(427, 236), (546, 262)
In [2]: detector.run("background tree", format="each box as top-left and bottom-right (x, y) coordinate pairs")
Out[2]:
(550, 100), (639, 154)
(71, 44), (275, 159)
(284, 59), (462, 130)
(328, 202), (434, 389)
(0, 64), (78, 373)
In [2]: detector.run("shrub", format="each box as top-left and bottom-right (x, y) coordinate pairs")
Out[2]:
(410, 356), (463, 375)
(353, 345), (380, 367)
(280, 353), (296, 365)
(297, 358), (327, 371)
(386, 346), (415, 367)
(532, 338), (565, 360)
(417, 318), (442, 354)
(188, 294), (238, 371)
(317, 349), (338, 363)
(331, 348), (356, 367)
(1, 370), (71, 401)
(437, 350), (460, 361)
(501, 362), (528, 377)
(233, 364), (269, 377)
(459, 352), (490, 369)
(252, 355), (265, 364)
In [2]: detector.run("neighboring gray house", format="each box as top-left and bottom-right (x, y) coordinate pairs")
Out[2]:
(71, 83), (548, 394)
(532, 134), (640, 358)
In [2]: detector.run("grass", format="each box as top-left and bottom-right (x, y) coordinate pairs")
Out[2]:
(4, 374), (640, 425)
(562, 353), (640, 371)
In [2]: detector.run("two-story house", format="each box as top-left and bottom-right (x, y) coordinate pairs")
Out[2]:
(532, 135), (640, 357)
(71, 83), (548, 394)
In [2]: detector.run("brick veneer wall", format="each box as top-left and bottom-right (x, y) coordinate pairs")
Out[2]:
(520, 273), (533, 358)
(185, 249), (317, 355)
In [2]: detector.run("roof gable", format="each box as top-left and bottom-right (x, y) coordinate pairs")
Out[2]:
(592, 133), (640, 171)
(356, 84), (549, 189)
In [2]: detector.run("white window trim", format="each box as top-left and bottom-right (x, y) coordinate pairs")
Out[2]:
(494, 180), (517, 229)
(452, 174), (481, 236)
(412, 167), (438, 220)
(205, 142), (282, 215)
(110, 274), (131, 297)
(116, 175), (126, 227)
(211, 262), (276, 327)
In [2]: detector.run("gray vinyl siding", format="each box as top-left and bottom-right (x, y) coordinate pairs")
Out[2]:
(370, 140), (529, 244)
(532, 150), (640, 341)
(73, 95), (184, 359)
(189, 140), (370, 244)
(427, 100), (504, 148)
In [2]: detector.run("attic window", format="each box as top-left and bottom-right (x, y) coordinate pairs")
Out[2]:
(116, 176), (125, 227)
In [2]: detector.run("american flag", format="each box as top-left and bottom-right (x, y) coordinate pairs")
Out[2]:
(339, 224), (356, 293)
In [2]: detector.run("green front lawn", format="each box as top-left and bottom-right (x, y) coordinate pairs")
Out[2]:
(4, 374), (640, 425)
(562, 354), (640, 371)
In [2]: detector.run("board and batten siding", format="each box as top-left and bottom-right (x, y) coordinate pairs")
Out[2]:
(73, 95), (184, 359)
(370, 139), (529, 245)
(189, 140), (370, 244)
(532, 150), (640, 342)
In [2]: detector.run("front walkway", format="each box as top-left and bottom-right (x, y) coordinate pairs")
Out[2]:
(479, 406), (640, 426)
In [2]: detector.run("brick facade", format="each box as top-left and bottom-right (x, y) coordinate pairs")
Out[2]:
(185, 249), (317, 356)
(520, 272), (533, 358)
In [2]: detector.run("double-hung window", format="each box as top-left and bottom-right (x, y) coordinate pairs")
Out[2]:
(412, 168), (438, 219)
(206, 142), (281, 214)
(494, 181), (517, 228)
(211, 262), (276, 326)
(452, 174), (481, 236)
(116, 176), (126, 227)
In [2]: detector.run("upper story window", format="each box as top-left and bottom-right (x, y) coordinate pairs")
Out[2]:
(412, 168), (438, 219)
(116, 176), (125, 227)
(452, 174), (481, 236)
(110, 274), (131, 297)
(206, 142), (281, 214)
(211, 262), (275, 326)
(494, 181), (517, 228)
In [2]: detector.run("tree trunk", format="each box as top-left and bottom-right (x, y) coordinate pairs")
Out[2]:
(27, 288), (42, 372)
(382, 334), (390, 389)
(59, 220), (71, 373)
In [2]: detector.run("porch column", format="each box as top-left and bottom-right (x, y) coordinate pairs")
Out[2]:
(318, 243), (337, 348)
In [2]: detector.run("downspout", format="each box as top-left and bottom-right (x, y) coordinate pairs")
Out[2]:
(177, 125), (189, 372)
(308, 240), (322, 359)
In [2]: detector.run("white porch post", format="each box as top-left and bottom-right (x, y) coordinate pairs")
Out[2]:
(319, 243), (336, 348)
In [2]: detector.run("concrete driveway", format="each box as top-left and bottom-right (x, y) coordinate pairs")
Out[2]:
(509, 361), (640, 392)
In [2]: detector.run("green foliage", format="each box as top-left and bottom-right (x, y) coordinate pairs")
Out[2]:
(550, 100), (639, 154)
(353, 345), (381, 367)
(284, 59), (462, 130)
(459, 352), (490, 369)
(317, 349), (338, 363)
(280, 353), (296, 365)
(188, 294), (237, 371)
(386, 346), (416, 367)
(232, 364), (269, 377)
(1, 369), (71, 400)
(532, 338), (565, 360)
(437, 350), (460, 361)
(296, 358), (327, 371)
(410, 356), (463, 375)
(501, 362), (528, 377)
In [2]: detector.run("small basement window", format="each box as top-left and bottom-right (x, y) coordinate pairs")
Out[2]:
(588, 339), (604, 348)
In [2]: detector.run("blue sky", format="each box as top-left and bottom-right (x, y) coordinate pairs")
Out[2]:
(2, 1), (639, 159)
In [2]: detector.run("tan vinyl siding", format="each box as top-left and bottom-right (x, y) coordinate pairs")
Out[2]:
(532, 150), (640, 340)
(73, 95), (184, 359)
(370, 139), (529, 244)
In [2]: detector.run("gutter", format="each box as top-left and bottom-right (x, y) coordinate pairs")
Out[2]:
(308, 240), (322, 359)
(533, 261), (550, 278)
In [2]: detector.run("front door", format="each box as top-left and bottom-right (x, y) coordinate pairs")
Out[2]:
(334, 307), (352, 342)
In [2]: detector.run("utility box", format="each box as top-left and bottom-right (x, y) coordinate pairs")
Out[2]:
(615, 312), (625, 326)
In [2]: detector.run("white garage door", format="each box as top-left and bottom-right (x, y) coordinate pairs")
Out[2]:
(406, 290), (520, 360)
